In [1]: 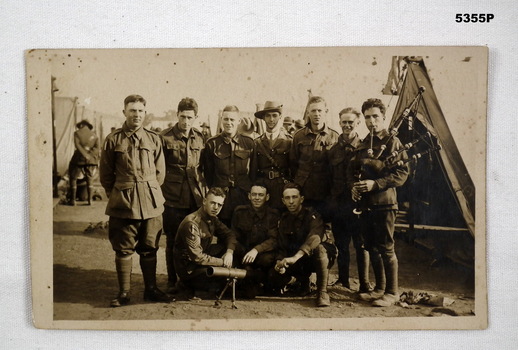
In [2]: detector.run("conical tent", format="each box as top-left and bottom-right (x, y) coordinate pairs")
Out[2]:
(389, 57), (475, 239)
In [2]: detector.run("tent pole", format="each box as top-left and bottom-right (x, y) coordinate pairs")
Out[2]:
(51, 76), (59, 198)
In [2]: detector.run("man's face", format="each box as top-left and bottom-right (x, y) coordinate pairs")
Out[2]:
(363, 107), (385, 133)
(248, 185), (269, 210)
(307, 102), (327, 129)
(177, 110), (197, 133)
(264, 112), (282, 132)
(202, 193), (225, 217)
(339, 113), (360, 137)
(123, 102), (146, 130)
(221, 111), (239, 136)
(282, 188), (304, 214)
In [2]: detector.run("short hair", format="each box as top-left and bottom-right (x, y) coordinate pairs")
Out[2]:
(178, 97), (198, 115)
(207, 187), (227, 199)
(250, 182), (268, 193)
(223, 105), (239, 113)
(339, 107), (361, 119)
(361, 98), (386, 115)
(76, 119), (93, 130)
(307, 96), (327, 108)
(124, 94), (146, 108)
(282, 182), (303, 197)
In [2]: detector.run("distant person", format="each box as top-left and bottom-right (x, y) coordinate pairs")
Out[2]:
(203, 105), (255, 226)
(160, 97), (206, 294)
(200, 122), (212, 143)
(251, 101), (292, 211)
(173, 187), (237, 297)
(282, 116), (296, 135)
(293, 119), (305, 132)
(68, 119), (99, 206)
(290, 96), (339, 221)
(232, 184), (279, 298)
(347, 98), (409, 307)
(99, 94), (172, 307)
(269, 183), (336, 307)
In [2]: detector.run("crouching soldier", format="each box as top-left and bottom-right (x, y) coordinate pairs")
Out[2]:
(269, 183), (337, 307)
(232, 184), (279, 298)
(173, 187), (237, 298)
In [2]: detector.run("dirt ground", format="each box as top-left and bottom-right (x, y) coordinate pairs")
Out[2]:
(53, 199), (475, 321)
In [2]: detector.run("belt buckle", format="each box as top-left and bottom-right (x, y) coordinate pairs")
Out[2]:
(268, 170), (275, 180)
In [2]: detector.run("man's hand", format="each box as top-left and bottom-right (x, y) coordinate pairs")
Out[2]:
(222, 251), (233, 268)
(242, 248), (258, 265)
(351, 186), (361, 202)
(354, 180), (377, 193)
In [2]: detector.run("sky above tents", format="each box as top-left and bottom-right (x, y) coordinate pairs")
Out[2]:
(48, 47), (486, 183)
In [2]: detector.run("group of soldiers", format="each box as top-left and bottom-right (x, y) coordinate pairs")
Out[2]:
(98, 94), (409, 309)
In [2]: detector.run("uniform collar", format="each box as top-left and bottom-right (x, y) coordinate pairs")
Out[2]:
(247, 204), (267, 219)
(172, 123), (194, 140)
(122, 122), (144, 140)
(304, 124), (330, 136)
(220, 132), (239, 144)
(339, 132), (361, 148)
(197, 207), (214, 222)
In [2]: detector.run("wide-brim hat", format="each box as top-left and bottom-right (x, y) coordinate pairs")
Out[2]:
(283, 116), (294, 124)
(76, 119), (93, 130)
(254, 101), (283, 119)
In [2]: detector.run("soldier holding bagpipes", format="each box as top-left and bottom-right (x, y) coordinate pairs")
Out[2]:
(347, 98), (409, 307)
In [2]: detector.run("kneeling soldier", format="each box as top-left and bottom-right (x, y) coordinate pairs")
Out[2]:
(173, 187), (237, 297)
(232, 184), (279, 298)
(269, 183), (337, 307)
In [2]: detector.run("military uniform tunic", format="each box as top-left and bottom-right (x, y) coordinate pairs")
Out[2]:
(231, 204), (279, 254)
(251, 128), (292, 210)
(160, 125), (206, 209)
(290, 125), (339, 222)
(100, 123), (165, 220)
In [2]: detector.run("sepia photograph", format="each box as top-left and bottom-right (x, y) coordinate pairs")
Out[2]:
(27, 46), (486, 330)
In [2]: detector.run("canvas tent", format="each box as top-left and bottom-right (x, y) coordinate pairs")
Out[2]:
(387, 57), (475, 266)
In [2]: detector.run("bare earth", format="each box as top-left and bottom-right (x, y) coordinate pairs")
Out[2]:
(53, 199), (475, 321)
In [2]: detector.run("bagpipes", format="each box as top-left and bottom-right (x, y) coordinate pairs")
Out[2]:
(353, 86), (441, 216)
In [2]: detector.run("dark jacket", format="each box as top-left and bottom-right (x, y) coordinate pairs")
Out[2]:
(290, 125), (339, 201)
(203, 133), (255, 192)
(329, 133), (361, 207)
(231, 204), (279, 253)
(346, 129), (409, 210)
(276, 206), (324, 259)
(160, 124), (206, 209)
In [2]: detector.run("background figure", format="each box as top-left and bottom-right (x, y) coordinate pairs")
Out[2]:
(160, 97), (206, 294)
(100, 94), (172, 307)
(329, 107), (372, 292)
(68, 119), (99, 206)
(282, 116), (296, 136)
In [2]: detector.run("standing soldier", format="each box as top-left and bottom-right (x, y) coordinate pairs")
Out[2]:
(203, 105), (255, 226)
(100, 94), (172, 307)
(329, 107), (375, 293)
(347, 98), (409, 307)
(160, 97), (206, 294)
(252, 101), (292, 211)
(290, 96), (339, 221)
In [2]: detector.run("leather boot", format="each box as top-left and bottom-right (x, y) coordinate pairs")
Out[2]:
(165, 240), (178, 294)
(69, 185), (77, 206)
(382, 251), (398, 296)
(315, 246), (331, 307)
(140, 255), (173, 303)
(110, 255), (132, 307)
(356, 248), (371, 293)
(370, 251), (386, 293)
(87, 186), (94, 205)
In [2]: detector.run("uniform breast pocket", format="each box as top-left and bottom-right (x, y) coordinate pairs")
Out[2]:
(234, 149), (251, 171)
(298, 140), (313, 161)
(139, 142), (156, 170)
(166, 141), (183, 160)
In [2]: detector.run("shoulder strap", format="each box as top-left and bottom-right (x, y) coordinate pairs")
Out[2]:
(256, 139), (289, 182)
